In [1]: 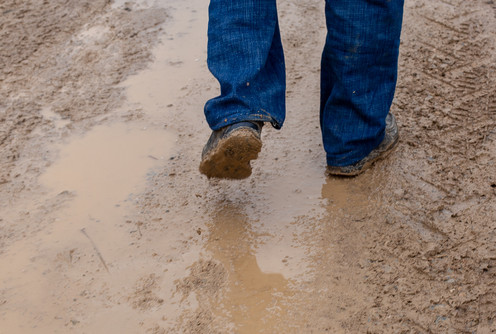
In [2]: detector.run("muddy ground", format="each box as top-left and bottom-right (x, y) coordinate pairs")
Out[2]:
(0, 0), (495, 333)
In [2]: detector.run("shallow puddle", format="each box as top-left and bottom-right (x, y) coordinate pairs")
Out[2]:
(121, 0), (210, 123)
(38, 123), (175, 250)
(0, 1), (212, 331)
(0, 122), (175, 332)
(206, 205), (295, 333)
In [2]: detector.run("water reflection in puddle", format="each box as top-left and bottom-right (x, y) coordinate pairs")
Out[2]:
(205, 204), (294, 333)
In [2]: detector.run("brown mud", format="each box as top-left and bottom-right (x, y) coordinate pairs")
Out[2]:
(1, 0), (495, 333)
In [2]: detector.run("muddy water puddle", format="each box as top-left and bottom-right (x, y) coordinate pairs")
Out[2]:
(206, 205), (295, 333)
(120, 0), (210, 123)
(113, 0), (385, 330)
(0, 122), (176, 332)
(3, 0), (493, 330)
(38, 123), (175, 252)
(0, 0), (210, 331)
(184, 172), (390, 332)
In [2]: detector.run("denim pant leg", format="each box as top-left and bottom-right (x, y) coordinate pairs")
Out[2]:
(205, 0), (285, 130)
(321, 0), (404, 166)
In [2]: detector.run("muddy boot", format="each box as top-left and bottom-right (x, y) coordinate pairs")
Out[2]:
(327, 113), (399, 176)
(199, 121), (263, 180)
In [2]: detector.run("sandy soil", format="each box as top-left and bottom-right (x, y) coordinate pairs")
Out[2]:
(1, 0), (495, 333)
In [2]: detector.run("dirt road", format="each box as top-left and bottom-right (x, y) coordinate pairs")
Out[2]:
(1, 0), (495, 333)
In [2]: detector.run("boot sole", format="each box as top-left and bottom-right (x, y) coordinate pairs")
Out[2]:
(199, 128), (262, 180)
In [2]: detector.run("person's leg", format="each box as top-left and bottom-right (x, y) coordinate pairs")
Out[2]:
(200, 0), (284, 179)
(205, 0), (285, 130)
(321, 0), (404, 169)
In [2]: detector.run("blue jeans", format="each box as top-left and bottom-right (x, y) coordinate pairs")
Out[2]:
(204, 0), (404, 166)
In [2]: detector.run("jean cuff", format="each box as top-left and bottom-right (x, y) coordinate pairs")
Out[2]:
(326, 132), (385, 167)
(209, 112), (282, 131)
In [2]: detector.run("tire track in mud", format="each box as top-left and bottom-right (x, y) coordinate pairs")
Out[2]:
(361, 0), (496, 332)
(397, 0), (496, 203)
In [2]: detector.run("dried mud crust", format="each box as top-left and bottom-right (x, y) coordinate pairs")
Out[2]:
(199, 129), (262, 180)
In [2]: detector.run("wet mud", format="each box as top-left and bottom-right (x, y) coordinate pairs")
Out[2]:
(1, 0), (496, 333)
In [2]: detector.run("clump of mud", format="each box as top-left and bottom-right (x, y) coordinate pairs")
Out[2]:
(129, 273), (165, 311)
(176, 259), (227, 300)
(175, 259), (228, 333)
